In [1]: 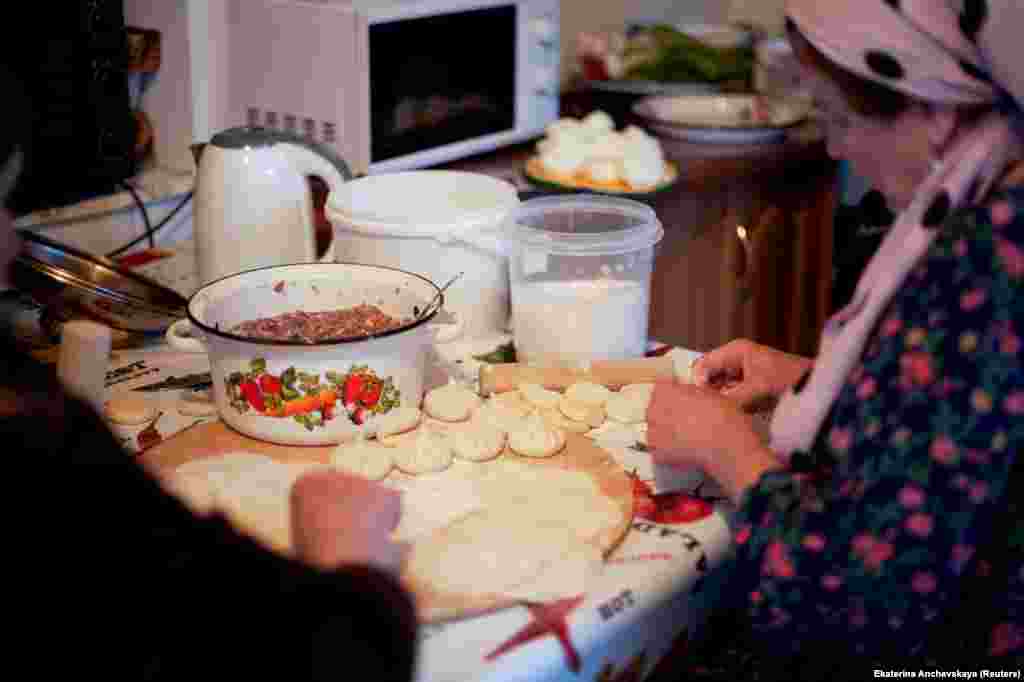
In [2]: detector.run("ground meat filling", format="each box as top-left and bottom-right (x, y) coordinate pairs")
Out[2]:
(230, 305), (408, 343)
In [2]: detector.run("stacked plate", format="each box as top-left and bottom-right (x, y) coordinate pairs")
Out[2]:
(631, 93), (812, 144)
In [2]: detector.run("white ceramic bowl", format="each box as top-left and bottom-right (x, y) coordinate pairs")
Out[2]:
(166, 262), (452, 445)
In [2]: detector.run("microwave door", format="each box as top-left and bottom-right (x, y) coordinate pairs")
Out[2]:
(368, 5), (517, 165)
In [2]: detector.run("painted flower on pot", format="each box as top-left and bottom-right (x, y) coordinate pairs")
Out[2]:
(224, 358), (401, 430)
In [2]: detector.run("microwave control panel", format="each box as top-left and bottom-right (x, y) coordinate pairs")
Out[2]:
(521, 0), (561, 131)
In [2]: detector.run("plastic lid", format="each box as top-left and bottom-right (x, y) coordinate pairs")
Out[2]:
(325, 170), (520, 237)
(505, 195), (664, 256)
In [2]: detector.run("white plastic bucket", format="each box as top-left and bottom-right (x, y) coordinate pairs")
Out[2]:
(325, 171), (520, 340)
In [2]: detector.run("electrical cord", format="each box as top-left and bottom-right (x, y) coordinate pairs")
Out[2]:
(119, 180), (154, 250)
(106, 186), (194, 259)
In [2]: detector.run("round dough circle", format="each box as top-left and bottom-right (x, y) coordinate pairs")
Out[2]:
(489, 391), (534, 415)
(565, 381), (612, 406)
(604, 391), (650, 424)
(473, 399), (529, 433)
(619, 383), (655, 400)
(451, 424), (506, 462)
(331, 440), (394, 480)
(372, 406), (422, 438)
(558, 395), (606, 428)
(518, 383), (562, 410)
(104, 395), (159, 425)
(539, 407), (591, 434)
(423, 383), (480, 422)
(509, 413), (567, 458)
(392, 429), (454, 474)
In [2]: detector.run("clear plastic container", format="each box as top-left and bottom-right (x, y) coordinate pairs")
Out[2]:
(505, 195), (664, 366)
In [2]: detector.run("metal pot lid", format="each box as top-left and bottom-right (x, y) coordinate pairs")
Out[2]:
(15, 230), (188, 314)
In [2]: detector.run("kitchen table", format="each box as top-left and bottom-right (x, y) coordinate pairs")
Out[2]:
(101, 337), (736, 682)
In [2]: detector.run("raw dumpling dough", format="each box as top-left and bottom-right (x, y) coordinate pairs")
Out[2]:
(423, 382), (481, 422)
(558, 394), (606, 428)
(371, 406), (422, 438)
(404, 507), (583, 596)
(450, 423), (507, 462)
(391, 428), (454, 474)
(538, 406), (591, 434)
(488, 390), (535, 415)
(565, 381), (612, 406)
(604, 391), (650, 424)
(518, 383), (561, 410)
(473, 397), (530, 433)
(508, 412), (566, 458)
(173, 453), (297, 554)
(331, 440), (394, 481)
(618, 383), (655, 400)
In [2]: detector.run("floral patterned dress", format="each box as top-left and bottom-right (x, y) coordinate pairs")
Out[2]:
(686, 188), (1024, 679)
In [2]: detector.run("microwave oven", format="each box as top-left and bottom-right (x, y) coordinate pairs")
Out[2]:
(225, 0), (560, 175)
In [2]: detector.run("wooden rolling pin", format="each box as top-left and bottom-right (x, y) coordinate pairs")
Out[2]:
(478, 353), (694, 395)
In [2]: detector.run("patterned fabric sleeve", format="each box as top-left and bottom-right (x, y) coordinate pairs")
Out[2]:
(725, 188), (1024, 670)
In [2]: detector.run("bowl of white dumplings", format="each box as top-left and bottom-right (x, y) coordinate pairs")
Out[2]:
(523, 110), (679, 197)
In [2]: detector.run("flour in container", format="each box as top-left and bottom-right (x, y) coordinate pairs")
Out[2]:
(511, 279), (650, 366)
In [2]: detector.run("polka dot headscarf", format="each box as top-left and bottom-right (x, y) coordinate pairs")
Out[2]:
(772, 0), (1024, 458)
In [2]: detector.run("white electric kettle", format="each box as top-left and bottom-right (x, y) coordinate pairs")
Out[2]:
(193, 126), (352, 287)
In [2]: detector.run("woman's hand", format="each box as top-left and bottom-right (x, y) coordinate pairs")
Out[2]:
(647, 381), (782, 504)
(691, 339), (812, 411)
(291, 470), (403, 574)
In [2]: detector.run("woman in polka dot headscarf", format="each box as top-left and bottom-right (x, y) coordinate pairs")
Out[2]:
(647, 0), (1024, 675)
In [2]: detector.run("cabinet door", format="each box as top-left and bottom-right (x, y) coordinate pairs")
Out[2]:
(648, 163), (837, 356)
(729, 173), (837, 356)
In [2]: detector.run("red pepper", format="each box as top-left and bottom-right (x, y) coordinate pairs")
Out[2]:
(239, 380), (265, 412)
(359, 379), (383, 408)
(342, 374), (366, 407)
(350, 406), (368, 425)
(630, 472), (719, 524)
(259, 374), (282, 396)
(653, 496), (714, 524)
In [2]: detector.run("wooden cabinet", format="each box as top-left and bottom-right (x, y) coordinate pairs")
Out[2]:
(436, 119), (838, 358)
(644, 129), (838, 355)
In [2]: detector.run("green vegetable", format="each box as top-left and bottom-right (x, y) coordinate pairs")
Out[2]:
(472, 342), (517, 364)
(623, 24), (754, 84)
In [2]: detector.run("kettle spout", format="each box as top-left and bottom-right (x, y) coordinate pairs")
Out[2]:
(190, 143), (207, 168)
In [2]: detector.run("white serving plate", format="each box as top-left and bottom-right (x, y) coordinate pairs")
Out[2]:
(587, 78), (720, 97)
(632, 94), (811, 144)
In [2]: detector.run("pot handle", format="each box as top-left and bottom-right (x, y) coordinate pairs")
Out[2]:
(428, 310), (464, 345)
(166, 319), (207, 353)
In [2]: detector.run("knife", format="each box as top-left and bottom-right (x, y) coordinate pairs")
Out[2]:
(132, 372), (212, 392)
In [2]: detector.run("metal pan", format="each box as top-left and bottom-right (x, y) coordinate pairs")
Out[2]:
(11, 230), (187, 334)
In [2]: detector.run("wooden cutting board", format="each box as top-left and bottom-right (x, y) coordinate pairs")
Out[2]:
(139, 420), (634, 623)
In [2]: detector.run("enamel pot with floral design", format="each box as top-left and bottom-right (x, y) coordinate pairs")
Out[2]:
(166, 262), (459, 445)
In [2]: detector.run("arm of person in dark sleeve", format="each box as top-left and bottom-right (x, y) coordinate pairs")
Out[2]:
(14, 383), (417, 681)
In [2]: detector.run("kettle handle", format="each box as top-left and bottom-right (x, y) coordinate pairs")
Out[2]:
(265, 129), (353, 194)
